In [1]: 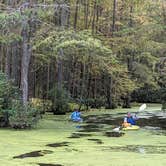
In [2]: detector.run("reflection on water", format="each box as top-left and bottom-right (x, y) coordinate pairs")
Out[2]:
(138, 147), (145, 154)
(13, 150), (53, 159)
(2, 105), (166, 166)
(102, 145), (166, 154)
(83, 110), (166, 129)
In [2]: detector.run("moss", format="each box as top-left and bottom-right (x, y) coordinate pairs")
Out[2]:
(0, 105), (166, 166)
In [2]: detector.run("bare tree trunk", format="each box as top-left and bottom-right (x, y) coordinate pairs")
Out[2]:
(84, 0), (89, 29)
(92, 0), (97, 34)
(162, 0), (166, 24)
(129, 5), (133, 27)
(93, 76), (97, 99)
(112, 0), (117, 35)
(80, 61), (86, 99)
(105, 75), (115, 109)
(95, 4), (100, 33)
(0, 45), (4, 71)
(11, 42), (18, 85)
(57, 48), (63, 90)
(74, 0), (79, 30)
(33, 67), (36, 98)
(46, 62), (50, 99)
(5, 45), (10, 79)
(21, 24), (31, 105)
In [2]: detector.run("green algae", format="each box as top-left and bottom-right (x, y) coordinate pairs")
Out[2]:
(0, 104), (166, 166)
(102, 145), (166, 154)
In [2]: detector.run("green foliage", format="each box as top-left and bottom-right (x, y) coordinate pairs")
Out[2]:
(30, 98), (52, 113)
(1, 0), (165, 109)
(0, 12), (22, 44)
(0, 72), (40, 128)
(159, 88), (166, 111)
(0, 72), (19, 110)
(8, 101), (40, 129)
(49, 86), (69, 114)
(68, 102), (80, 112)
(131, 84), (160, 103)
(162, 102), (166, 111)
(84, 98), (105, 109)
(34, 30), (113, 63)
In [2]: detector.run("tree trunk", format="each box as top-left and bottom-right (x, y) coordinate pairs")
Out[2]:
(92, 0), (97, 34)
(21, 23), (31, 105)
(5, 45), (11, 79)
(112, 0), (117, 34)
(45, 62), (50, 99)
(80, 61), (86, 99)
(74, 0), (79, 30)
(129, 5), (133, 27)
(57, 48), (63, 90)
(105, 76), (116, 109)
(84, 0), (89, 29)
(0, 45), (4, 71)
(11, 42), (18, 85)
(162, 0), (166, 24)
(122, 94), (131, 108)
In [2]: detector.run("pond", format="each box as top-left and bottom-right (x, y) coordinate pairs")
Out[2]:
(0, 104), (166, 166)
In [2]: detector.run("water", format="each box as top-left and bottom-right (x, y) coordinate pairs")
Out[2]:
(0, 104), (166, 166)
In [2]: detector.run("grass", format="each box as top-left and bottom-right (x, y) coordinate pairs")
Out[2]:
(0, 104), (166, 166)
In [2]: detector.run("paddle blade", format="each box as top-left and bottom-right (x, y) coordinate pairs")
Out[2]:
(139, 104), (147, 112)
(113, 127), (120, 132)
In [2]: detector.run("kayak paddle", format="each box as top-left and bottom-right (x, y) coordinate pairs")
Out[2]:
(138, 103), (147, 112)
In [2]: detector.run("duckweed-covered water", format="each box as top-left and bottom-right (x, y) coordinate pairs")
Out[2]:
(0, 104), (166, 166)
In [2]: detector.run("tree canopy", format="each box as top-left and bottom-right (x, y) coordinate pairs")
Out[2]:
(0, 0), (165, 113)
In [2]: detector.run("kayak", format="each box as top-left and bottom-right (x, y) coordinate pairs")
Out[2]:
(122, 125), (140, 131)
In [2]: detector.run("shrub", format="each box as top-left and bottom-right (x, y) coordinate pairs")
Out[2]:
(87, 98), (105, 109)
(30, 98), (52, 113)
(68, 102), (80, 112)
(0, 72), (20, 110)
(0, 72), (41, 129)
(8, 101), (40, 129)
(162, 102), (166, 111)
(49, 86), (69, 114)
(131, 85), (160, 103)
(0, 72), (20, 126)
(160, 88), (166, 111)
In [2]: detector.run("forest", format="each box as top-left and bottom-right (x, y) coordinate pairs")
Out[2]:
(0, 0), (166, 128)
(0, 1), (166, 166)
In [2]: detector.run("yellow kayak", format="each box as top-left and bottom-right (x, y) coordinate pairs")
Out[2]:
(122, 125), (140, 131)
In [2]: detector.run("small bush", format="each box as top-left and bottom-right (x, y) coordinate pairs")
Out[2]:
(68, 102), (80, 112)
(30, 98), (52, 113)
(87, 98), (105, 109)
(0, 72), (20, 110)
(0, 72), (41, 129)
(161, 102), (166, 111)
(0, 72), (20, 126)
(9, 101), (40, 129)
(49, 86), (69, 114)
